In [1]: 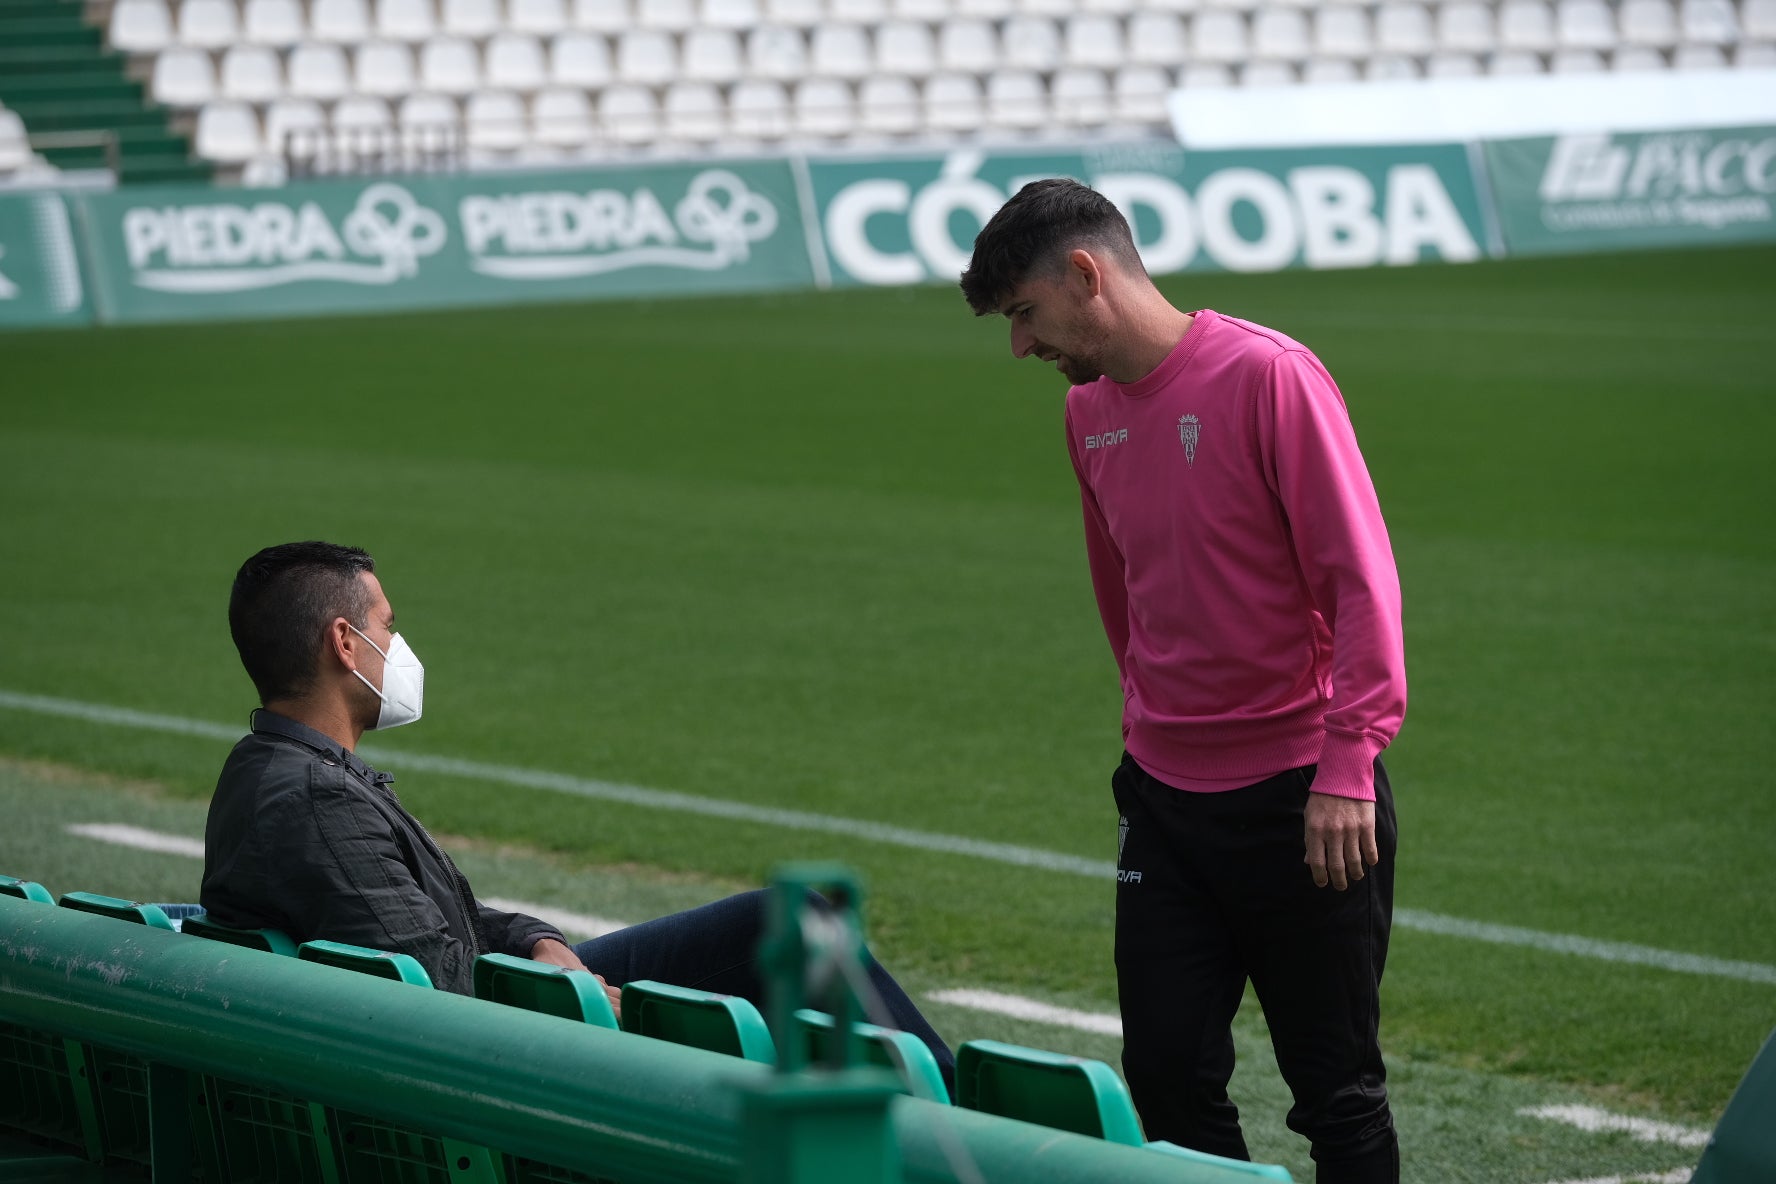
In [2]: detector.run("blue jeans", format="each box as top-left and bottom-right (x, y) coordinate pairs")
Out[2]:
(574, 889), (954, 1095)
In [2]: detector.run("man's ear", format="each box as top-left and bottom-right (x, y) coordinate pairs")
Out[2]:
(327, 618), (359, 675)
(1068, 248), (1104, 298)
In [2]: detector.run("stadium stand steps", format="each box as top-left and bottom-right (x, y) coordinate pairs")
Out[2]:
(0, 0), (208, 182)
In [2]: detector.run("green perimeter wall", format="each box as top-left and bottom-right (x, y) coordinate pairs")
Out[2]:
(0, 125), (1771, 328)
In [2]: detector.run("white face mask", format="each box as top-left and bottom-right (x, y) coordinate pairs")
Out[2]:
(347, 624), (425, 730)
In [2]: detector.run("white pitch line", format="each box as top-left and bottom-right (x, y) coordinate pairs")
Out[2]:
(479, 897), (628, 941)
(926, 988), (1124, 1038)
(1537, 1170), (1692, 1184)
(65, 823), (206, 860)
(12, 687), (1776, 987)
(1520, 1106), (1712, 1149)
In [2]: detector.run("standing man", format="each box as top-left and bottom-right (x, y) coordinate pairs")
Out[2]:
(960, 180), (1406, 1183)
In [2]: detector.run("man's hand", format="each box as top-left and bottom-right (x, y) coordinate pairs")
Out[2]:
(1303, 793), (1378, 891)
(530, 937), (623, 1019)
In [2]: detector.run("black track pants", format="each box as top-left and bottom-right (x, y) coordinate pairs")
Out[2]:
(1113, 753), (1399, 1184)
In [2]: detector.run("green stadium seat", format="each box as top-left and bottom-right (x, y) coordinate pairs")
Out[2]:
(56, 891), (176, 931)
(1147, 1141), (1294, 1180)
(0, 876), (55, 904)
(793, 1008), (949, 1102)
(182, 915), (299, 957)
(619, 981), (776, 1064)
(473, 953), (618, 1029)
(1692, 1026), (1776, 1184)
(297, 940), (433, 987)
(955, 1040), (1144, 1145)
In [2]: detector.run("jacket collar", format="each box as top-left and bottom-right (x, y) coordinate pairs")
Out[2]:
(250, 708), (393, 787)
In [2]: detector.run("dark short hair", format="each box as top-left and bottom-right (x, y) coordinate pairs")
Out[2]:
(229, 542), (376, 705)
(959, 178), (1146, 315)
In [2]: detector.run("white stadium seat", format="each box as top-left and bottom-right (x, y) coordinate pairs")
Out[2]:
(616, 28), (678, 83)
(664, 81), (725, 141)
(1745, 0), (1776, 38)
(1376, 4), (1434, 54)
(1112, 63), (1170, 121)
(178, 0), (240, 47)
(1051, 67), (1110, 125)
(600, 84), (660, 143)
(466, 89), (526, 150)
(1499, 0), (1557, 50)
(703, 0), (761, 27)
(1679, 0), (1739, 43)
(1252, 8), (1310, 58)
(399, 92), (461, 152)
(420, 36), (482, 92)
(636, 0), (694, 29)
(551, 32), (611, 85)
(894, 0), (949, 19)
(1193, 10), (1251, 61)
(377, 0), (438, 39)
(794, 77), (855, 136)
(1488, 48), (1545, 70)
(1303, 56), (1360, 80)
(877, 20), (938, 73)
(531, 87), (593, 144)
(1020, 0), (1074, 18)
(765, 0), (822, 24)
(1126, 11), (1187, 64)
(109, 0), (173, 53)
(1242, 58), (1297, 82)
(730, 79), (791, 138)
(1316, 7), (1372, 54)
(1672, 41), (1728, 64)
(1611, 44), (1668, 67)
(1438, 1), (1495, 51)
(510, 0), (568, 33)
(939, 19), (1000, 70)
(1082, 0), (1135, 13)
(1619, 0), (1678, 44)
(1551, 46), (1605, 67)
(1736, 40), (1776, 64)
(1204, 0), (1259, 13)
(924, 72), (983, 131)
(1557, 0), (1616, 47)
(985, 68), (1046, 127)
(1064, 14), (1124, 67)
(683, 28), (744, 81)
(265, 97), (326, 156)
(1426, 50), (1483, 74)
(831, 0), (888, 20)
(1365, 53), (1421, 76)
(812, 24), (874, 77)
(442, 0), (501, 35)
(153, 47), (216, 107)
(1179, 61), (1234, 85)
(486, 33), (548, 88)
(573, 0), (630, 30)
(312, 0), (372, 41)
(243, 0), (305, 45)
(195, 101), (263, 162)
(333, 94), (396, 158)
(1002, 15), (1061, 68)
(288, 43), (353, 98)
(858, 75), (920, 134)
(955, 0), (1013, 17)
(220, 45), (285, 101)
(357, 41), (418, 95)
(747, 27), (809, 78)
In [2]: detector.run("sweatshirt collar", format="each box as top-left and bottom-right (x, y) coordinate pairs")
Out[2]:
(1107, 309), (1216, 400)
(251, 708), (391, 786)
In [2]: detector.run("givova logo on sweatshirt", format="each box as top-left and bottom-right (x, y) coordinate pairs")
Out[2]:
(1084, 428), (1129, 450)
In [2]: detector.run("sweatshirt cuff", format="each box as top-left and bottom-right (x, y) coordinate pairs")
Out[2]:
(1313, 731), (1383, 801)
(513, 927), (568, 957)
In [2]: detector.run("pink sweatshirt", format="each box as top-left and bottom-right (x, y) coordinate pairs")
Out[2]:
(1064, 309), (1406, 801)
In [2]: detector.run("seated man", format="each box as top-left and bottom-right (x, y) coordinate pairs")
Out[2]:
(202, 540), (953, 1088)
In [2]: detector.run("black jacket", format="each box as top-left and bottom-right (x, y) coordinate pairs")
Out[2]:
(200, 709), (563, 994)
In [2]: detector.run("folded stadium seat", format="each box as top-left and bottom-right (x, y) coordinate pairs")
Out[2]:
(58, 892), (178, 930)
(663, 81), (725, 142)
(1251, 7), (1310, 58)
(704, 0), (762, 26)
(530, 86), (594, 144)
(812, 24), (876, 77)
(1551, 45), (1605, 66)
(1192, 10), (1250, 62)
(984, 67), (1046, 127)
(1002, 14), (1062, 68)
(511, 0), (569, 33)
(599, 83), (660, 143)
(108, 0), (174, 53)
(1488, 47), (1545, 70)
(398, 91), (461, 155)
(1679, 0), (1740, 43)
(289, 42), (353, 98)
(357, 40), (419, 96)
(1082, 0), (1135, 13)
(1618, 0), (1678, 43)
(1557, 0), (1617, 47)
(1303, 55), (1360, 79)
(832, 0), (889, 20)
(955, 0), (1014, 18)
(1499, 0), (1557, 49)
(857, 74), (920, 134)
(1375, 3), (1434, 54)
(1126, 11), (1187, 64)
(333, 94), (398, 162)
(1611, 43), (1668, 65)
(955, 1041), (1143, 1145)
(244, 0), (305, 43)
(312, 0), (372, 40)
(487, 33), (549, 88)
(1112, 62), (1169, 120)
(1202, 0), (1259, 13)
(378, 0), (439, 40)
(924, 71), (984, 131)
(221, 43), (286, 100)
(464, 88), (527, 151)
(422, 36), (483, 92)
(266, 95), (326, 158)
(1437, 1), (1495, 52)
(1426, 49), (1482, 73)
(617, 28), (678, 82)
(181, 914), (299, 954)
(894, 0), (950, 19)
(1064, 13), (1124, 66)
(792, 77), (855, 136)
(197, 102), (267, 162)
(575, 0), (632, 30)
(1242, 58), (1297, 82)
(1672, 41), (1728, 63)
(1365, 52), (1420, 76)
(749, 26), (810, 78)
(878, 20), (939, 73)
(1746, 0), (1776, 39)
(1738, 41), (1776, 64)
(637, 0), (695, 28)
(0, 874), (56, 903)
(152, 46), (218, 107)
(1316, 6), (1372, 56)
(730, 78), (791, 136)
(619, 981), (776, 1063)
(178, 0), (241, 47)
(684, 27), (745, 81)
(1050, 67), (1111, 126)
(552, 30), (613, 83)
(939, 18), (1000, 70)
(472, 953), (619, 1028)
(794, 1010), (950, 1103)
(1020, 0), (1076, 17)
(443, 0), (500, 35)
(766, 0), (823, 24)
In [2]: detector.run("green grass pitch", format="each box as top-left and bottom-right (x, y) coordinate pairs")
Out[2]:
(1, 244), (1772, 1180)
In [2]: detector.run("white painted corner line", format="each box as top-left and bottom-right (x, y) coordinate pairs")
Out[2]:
(12, 686), (1776, 987)
(926, 988), (1124, 1038)
(1520, 1105), (1711, 1149)
(65, 823), (205, 860)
